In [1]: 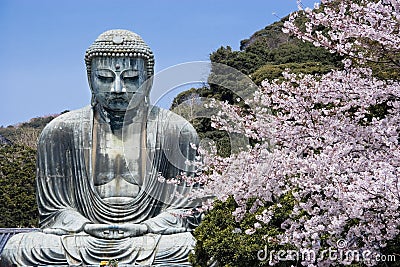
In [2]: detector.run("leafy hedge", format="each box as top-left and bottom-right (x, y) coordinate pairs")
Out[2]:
(189, 196), (296, 267)
(0, 144), (38, 227)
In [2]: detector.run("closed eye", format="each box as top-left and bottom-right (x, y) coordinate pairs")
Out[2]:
(96, 75), (114, 83)
(122, 76), (139, 83)
(95, 70), (114, 83)
(122, 69), (139, 83)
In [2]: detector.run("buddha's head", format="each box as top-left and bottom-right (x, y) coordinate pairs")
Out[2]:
(85, 30), (154, 112)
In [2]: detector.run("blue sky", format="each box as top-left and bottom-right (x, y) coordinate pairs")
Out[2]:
(0, 0), (318, 127)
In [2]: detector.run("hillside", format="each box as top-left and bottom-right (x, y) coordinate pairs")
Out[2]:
(0, 111), (67, 149)
(209, 16), (341, 84)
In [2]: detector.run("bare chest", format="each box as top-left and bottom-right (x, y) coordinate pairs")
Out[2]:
(92, 123), (143, 203)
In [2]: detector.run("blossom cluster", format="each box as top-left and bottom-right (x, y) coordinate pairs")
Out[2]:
(283, 0), (400, 66)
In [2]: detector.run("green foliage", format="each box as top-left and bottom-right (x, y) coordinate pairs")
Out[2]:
(190, 195), (296, 267)
(366, 101), (391, 122)
(210, 46), (265, 75)
(240, 19), (290, 51)
(197, 123), (231, 157)
(367, 61), (400, 81)
(211, 18), (341, 81)
(0, 144), (38, 227)
(379, 235), (400, 266)
(252, 61), (336, 85)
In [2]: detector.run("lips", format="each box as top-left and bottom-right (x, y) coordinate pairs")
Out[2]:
(107, 95), (129, 103)
(109, 96), (127, 101)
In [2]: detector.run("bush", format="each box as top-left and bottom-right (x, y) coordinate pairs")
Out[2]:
(0, 144), (38, 227)
(190, 195), (295, 267)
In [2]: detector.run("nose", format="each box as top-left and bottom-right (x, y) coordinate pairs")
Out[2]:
(112, 76), (123, 93)
(111, 76), (127, 93)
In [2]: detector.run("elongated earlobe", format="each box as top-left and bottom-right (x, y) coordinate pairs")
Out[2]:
(91, 94), (97, 106)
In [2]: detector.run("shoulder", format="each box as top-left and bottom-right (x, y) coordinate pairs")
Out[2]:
(39, 106), (92, 141)
(149, 106), (197, 137)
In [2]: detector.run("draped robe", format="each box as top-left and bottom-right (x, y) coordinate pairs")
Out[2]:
(1, 105), (201, 266)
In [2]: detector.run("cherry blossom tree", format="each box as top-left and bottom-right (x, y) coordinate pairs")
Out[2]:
(189, 0), (400, 265)
(285, 0), (400, 70)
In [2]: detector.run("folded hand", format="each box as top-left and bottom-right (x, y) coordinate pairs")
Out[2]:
(84, 223), (148, 239)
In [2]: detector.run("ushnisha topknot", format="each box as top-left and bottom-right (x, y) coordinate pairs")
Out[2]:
(85, 29), (154, 78)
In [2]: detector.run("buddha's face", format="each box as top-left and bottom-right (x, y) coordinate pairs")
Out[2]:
(90, 57), (147, 112)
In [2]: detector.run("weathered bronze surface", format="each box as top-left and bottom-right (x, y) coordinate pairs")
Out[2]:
(1, 30), (200, 266)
